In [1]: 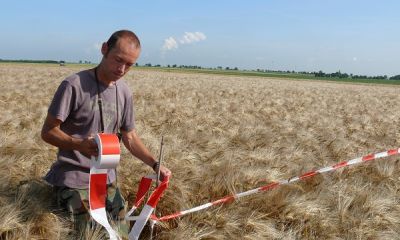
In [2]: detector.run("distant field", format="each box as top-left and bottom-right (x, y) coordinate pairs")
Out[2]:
(1, 63), (400, 239)
(2, 62), (399, 85)
(133, 66), (400, 85)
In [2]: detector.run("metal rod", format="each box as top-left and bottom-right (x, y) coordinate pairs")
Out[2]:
(150, 136), (164, 240)
(156, 136), (164, 187)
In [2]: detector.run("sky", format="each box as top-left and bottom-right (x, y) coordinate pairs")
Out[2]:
(1, 0), (399, 76)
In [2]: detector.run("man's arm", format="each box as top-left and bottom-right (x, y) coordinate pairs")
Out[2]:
(41, 113), (98, 157)
(121, 129), (171, 179)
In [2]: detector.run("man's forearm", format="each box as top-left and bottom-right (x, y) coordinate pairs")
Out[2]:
(122, 130), (157, 168)
(122, 130), (172, 179)
(42, 126), (82, 151)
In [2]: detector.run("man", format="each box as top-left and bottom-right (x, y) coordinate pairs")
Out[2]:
(41, 30), (171, 236)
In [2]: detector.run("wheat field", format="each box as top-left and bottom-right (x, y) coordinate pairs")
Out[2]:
(1, 63), (400, 239)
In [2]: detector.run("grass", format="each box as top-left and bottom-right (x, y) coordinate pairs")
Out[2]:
(1, 63), (400, 239)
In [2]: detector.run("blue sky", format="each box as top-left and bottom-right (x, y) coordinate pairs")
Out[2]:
(1, 0), (399, 76)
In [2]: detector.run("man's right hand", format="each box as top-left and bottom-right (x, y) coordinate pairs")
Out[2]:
(41, 113), (100, 158)
(77, 137), (98, 158)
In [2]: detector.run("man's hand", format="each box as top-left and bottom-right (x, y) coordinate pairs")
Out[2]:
(77, 137), (98, 158)
(41, 114), (99, 158)
(154, 165), (172, 181)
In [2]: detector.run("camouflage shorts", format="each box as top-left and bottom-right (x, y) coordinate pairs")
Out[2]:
(54, 182), (129, 238)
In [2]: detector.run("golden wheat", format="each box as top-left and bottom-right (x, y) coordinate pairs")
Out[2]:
(1, 63), (400, 239)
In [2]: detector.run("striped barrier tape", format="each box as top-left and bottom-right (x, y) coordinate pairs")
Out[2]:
(89, 133), (121, 240)
(125, 175), (170, 240)
(154, 148), (400, 221)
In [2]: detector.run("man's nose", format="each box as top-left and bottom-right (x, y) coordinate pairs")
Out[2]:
(117, 64), (126, 72)
(117, 64), (128, 74)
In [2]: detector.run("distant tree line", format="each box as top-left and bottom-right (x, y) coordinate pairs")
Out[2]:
(390, 75), (400, 80)
(0, 59), (95, 65)
(137, 63), (400, 80)
(140, 63), (241, 71)
(313, 70), (400, 80)
(78, 60), (92, 64)
(143, 63), (206, 69)
(0, 59), (60, 64)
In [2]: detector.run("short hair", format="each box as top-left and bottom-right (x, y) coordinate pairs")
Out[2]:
(106, 30), (141, 54)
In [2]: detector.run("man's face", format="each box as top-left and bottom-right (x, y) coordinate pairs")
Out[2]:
(101, 38), (140, 81)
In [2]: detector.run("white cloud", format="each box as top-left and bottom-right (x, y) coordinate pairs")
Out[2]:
(162, 32), (206, 53)
(353, 57), (357, 61)
(162, 37), (178, 51)
(179, 32), (207, 44)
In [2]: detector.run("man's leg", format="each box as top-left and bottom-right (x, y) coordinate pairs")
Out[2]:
(55, 186), (91, 235)
(106, 182), (129, 238)
(55, 184), (129, 238)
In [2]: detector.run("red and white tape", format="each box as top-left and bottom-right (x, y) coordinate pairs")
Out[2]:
(125, 175), (170, 240)
(88, 136), (399, 237)
(155, 148), (400, 221)
(89, 133), (121, 240)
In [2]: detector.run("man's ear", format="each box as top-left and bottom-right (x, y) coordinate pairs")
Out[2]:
(101, 42), (108, 56)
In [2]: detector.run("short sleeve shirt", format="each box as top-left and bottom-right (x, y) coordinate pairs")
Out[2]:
(44, 69), (135, 188)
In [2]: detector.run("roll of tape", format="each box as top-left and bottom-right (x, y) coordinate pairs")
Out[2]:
(92, 133), (120, 169)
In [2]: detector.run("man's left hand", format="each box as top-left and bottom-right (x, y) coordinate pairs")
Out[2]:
(157, 165), (172, 181)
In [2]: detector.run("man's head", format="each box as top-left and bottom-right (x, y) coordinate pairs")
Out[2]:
(99, 30), (141, 82)
(104, 30), (141, 57)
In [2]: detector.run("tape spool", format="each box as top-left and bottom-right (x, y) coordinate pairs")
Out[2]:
(92, 133), (120, 169)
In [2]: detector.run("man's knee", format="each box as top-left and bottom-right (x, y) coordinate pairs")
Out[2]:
(59, 188), (89, 214)
(55, 186), (90, 233)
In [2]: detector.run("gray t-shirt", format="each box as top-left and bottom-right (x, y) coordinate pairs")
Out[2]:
(44, 69), (135, 188)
